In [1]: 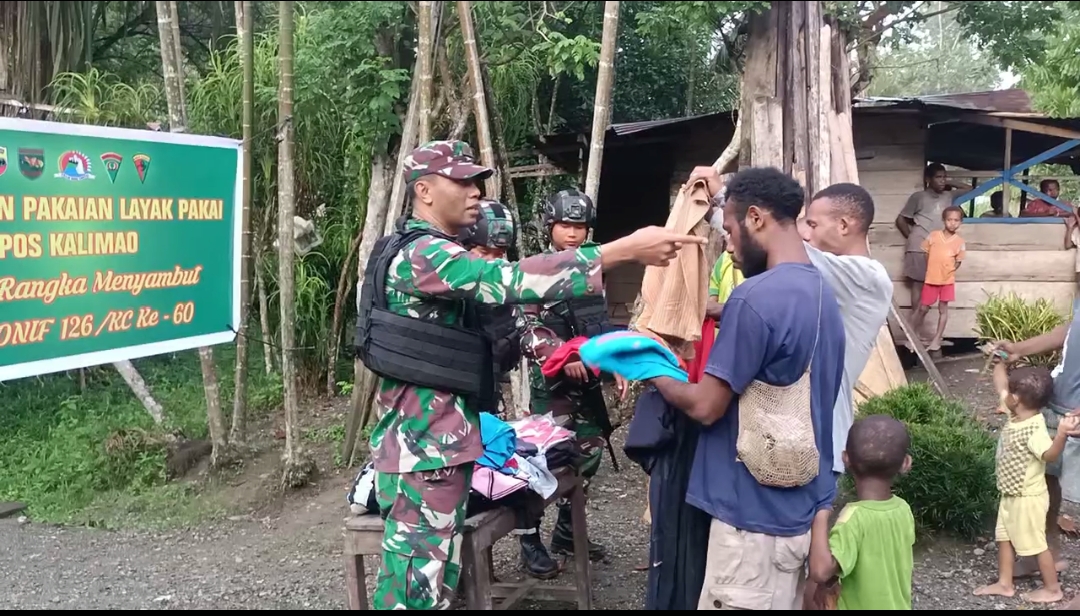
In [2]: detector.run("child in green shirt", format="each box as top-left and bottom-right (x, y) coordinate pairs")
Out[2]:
(809, 415), (916, 610)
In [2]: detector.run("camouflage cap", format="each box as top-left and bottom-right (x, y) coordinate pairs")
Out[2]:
(403, 140), (494, 184)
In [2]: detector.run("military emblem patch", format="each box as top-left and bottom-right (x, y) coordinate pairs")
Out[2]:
(133, 153), (151, 184)
(18, 148), (45, 180)
(55, 150), (95, 181)
(100, 152), (123, 184)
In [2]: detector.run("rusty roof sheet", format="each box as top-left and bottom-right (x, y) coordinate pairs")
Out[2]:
(602, 89), (1042, 138)
(856, 88), (1035, 114)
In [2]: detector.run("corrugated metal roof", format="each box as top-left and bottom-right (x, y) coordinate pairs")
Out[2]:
(603, 89), (1043, 139)
(609, 112), (735, 136)
(856, 88), (1035, 114)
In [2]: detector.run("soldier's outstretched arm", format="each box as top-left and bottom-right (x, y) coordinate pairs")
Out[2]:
(391, 226), (706, 305)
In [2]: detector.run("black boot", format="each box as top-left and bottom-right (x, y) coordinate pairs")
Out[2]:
(519, 529), (560, 579)
(549, 503), (607, 562)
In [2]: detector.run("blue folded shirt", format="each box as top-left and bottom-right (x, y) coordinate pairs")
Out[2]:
(580, 332), (689, 383)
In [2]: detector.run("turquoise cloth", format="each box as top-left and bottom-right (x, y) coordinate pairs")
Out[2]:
(580, 332), (689, 383)
(477, 412), (517, 471)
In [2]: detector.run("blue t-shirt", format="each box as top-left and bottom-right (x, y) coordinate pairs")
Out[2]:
(686, 262), (846, 537)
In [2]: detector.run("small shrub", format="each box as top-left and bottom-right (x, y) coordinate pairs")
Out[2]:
(852, 384), (997, 540)
(976, 292), (1067, 368)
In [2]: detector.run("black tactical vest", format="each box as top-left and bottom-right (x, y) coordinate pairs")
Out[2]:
(477, 304), (522, 376)
(541, 295), (616, 341)
(354, 227), (498, 410)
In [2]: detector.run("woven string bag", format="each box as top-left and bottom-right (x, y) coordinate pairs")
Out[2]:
(736, 276), (822, 488)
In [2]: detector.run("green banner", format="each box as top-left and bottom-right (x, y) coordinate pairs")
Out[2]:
(0, 118), (242, 381)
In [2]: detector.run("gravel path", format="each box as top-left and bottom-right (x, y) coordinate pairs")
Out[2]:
(4, 357), (1080, 610)
(0, 428), (651, 611)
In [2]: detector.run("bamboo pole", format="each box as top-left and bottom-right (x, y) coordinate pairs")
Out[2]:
(583, 1), (620, 204)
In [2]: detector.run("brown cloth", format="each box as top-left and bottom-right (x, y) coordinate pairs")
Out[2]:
(635, 179), (713, 360)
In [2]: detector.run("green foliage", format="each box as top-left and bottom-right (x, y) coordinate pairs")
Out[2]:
(855, 384), (997, 540)
(868, 9), (1002, 97)
(0, 347), (281, 527)
(1021, 3), (1080, 118)
(975, 292), (1068, 368)
(954, 1), (1080, 118)
(954, 1), (1064, 73)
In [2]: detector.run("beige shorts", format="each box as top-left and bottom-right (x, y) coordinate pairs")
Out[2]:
(697, 518), (811, 611)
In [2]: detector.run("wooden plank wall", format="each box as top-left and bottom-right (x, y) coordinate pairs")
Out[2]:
(857, 112), (1076, 339)
(873, 222), (1076, 339)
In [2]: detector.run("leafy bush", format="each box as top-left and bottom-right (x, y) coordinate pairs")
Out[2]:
(976, 292), (1068, 368)
(854, 383), (997, 540)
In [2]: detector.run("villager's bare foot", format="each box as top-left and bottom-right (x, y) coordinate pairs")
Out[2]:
(1023, 587), (1064, 604)
(974, 583), (1016, 598)
(928, 339), (943, 352)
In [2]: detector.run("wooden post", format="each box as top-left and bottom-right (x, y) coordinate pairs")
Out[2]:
(584, 1), (619, 204)
(1003, 127), (1013, 213)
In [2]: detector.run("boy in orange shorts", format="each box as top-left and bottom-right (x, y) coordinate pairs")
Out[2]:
(911, 205), (965, 350)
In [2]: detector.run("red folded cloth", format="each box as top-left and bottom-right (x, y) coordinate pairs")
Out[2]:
(687, 318), (716, 384)
(541, 336), (600, 378)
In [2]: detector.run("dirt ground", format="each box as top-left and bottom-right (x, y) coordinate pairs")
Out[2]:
(3, 355), (1080, 610)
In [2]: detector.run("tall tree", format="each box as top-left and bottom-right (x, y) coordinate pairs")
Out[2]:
(584, 1), (620, 204)
(156, 0), (229, 466)
(458, 0), (498, 198)
(230, 0), (255, 446)
(417, 1), (436, 144)
(276, 0), (315, 489)
(868, 5), (1001, 97)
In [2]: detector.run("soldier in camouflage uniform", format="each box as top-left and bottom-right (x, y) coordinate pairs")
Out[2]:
(363, 140), (704, 610)
(458, 200), (562, 580)
(521, 189), (626, 563)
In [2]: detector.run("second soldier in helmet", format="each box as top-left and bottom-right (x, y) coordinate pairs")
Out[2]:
(520, 189), (625, 563)
(458, 200), (561, 579)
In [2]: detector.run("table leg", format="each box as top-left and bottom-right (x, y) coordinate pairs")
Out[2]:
(568, 477), (594, 610)
(345, 554), (369, 610)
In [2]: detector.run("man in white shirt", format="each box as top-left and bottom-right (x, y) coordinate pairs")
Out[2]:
(798, 182), (894, 473)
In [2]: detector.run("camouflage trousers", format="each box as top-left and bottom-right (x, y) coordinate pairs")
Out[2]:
(373, 464), (473, 610)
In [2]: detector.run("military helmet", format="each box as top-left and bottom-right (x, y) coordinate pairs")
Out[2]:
(459, 200), (516, 250)
(541, 189), (595, 229)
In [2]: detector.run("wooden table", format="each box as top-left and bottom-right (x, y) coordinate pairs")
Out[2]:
(344, 465), (594, 610)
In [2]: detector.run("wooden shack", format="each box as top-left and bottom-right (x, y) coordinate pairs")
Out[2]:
(522, 89), (1080, 342)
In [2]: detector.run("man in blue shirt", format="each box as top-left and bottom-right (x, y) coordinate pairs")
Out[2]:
(649, 167), (846, 611)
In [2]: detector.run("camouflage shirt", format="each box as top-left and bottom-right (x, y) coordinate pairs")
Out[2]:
(370, 219), (603, 473)
(521, 244), (605, 416)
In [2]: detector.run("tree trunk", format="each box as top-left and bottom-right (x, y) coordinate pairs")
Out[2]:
(341, 152), (394, 465)
(437, 32), (471, 141)
(325, 226), (363, 397)
(456, 0), (498, 198)
(168, 0), (187, 125)
(343, 25), (434, 464)
(417, 1), (435, 144)
(114, 361), (166, 425)
(277, 0), (315, 490)
(583, 1), (619, 205)
(738, 2), (829, 199)
(157, 0), (229, 465)
(478, 54), (531, 417)
(257, 202), (276, 374)
(230, 0), (255, 446)
(234, 0), (244, 38)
